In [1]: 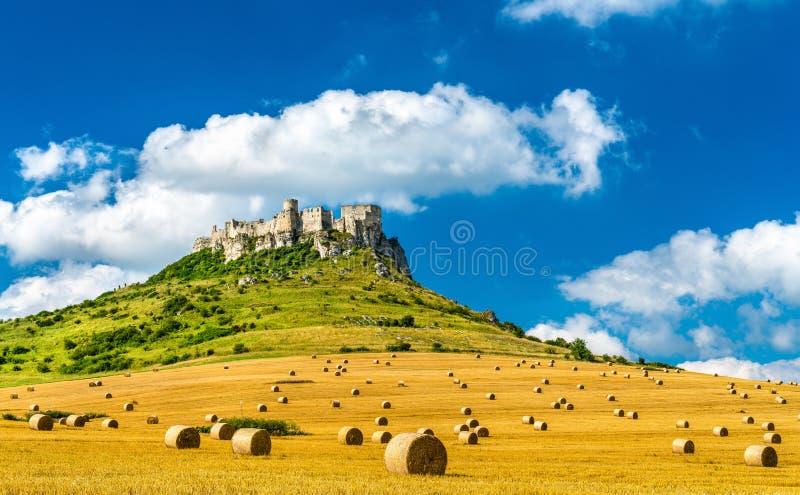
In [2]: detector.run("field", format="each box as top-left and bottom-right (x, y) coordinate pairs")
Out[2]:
(2, 352), (799, 494)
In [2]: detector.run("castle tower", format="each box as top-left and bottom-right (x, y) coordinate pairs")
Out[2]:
(283, 198), (299, 212)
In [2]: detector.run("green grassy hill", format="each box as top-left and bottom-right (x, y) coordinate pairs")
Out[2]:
(0, 243), (557, 385)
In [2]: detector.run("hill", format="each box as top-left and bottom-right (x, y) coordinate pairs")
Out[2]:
(0, 242), (554, 385)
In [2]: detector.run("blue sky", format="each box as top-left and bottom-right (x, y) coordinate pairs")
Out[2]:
(1, 1), (799, 379)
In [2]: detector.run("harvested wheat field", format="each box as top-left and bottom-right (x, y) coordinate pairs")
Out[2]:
(2, 353), (800, 495)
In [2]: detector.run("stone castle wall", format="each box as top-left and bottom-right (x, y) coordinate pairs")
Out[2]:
(193, 199), (408, 275)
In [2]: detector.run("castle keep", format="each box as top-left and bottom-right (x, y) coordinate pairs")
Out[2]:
(193, 199), (409, 275)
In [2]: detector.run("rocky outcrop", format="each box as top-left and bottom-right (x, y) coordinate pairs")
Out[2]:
(193, 199), (411, 277)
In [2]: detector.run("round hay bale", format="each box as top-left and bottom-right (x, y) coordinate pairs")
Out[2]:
(447, 371), (454, 377)
(27, 386), (35, 392)
(288, 370), (296, 376)
(311, 354), (317, 359)
(775, 396), (787, 404)
(465, 418), (479, 428)
(541, 379), (549, 385)
(613, 408), (625, 417)
(331, 400), (341, 408)
(606, 394), (616, 401)
(726, 383), (735, 390)
(375, 416), (388, 426)
(147, 415), (159, 424)
(459, 383), (468, 389)
(341, 367), (348, 373)
(381, 400), (392, 409)
(612, 370), (618, 375)
(549, 359), (555, 365)
(165, 425), (200, 449)
(626, 411), (638, 420)
(366, 379), (373, 384)
(474, 426), (489, 437)
(740, 393), (749, 399)
(271, 385), (280, 393)
(390, 353), (397, 358)
(485, 393), (495, 400)
(672, 438), (694, 454)
(494, 366), (500, 371)
(577, 384), (584, 390)
(744, 445), (778, 467)
(656, 380), (664, 386)
(608, 361), (613, 366)
(326, 359), (332, 363)
(204, 414), (218, 423)
(351, 388), (360, 396)
(373, 359), (380, 364)
(384, 432), (447, 475)
(475, 354), (481, 359)
(342, 359), (349, 364)
(124, 372), (131, 377)
(104, 393), (112, 399)
(210, 422), (235, 440)
(102, 418), (119, 429)
(776, 380), (783, 385)
(558, 397), (567, 404)
(676, 420), (689, 428)
(642, 371), (649, 377)
(95, 380), (102, 386)
(123, 403), (134, 412)
(514, 362), (520, 367)
(232, 428), (271, 455)
(599, 372), (606, 377)
(397, 380), (406, 387)
(277, 397), (288, 404)
(729, 389), (737, 395)
(66, 415), (85, 427)
(453, 378), (461, 384)
(743, 416), (754, 424)
(530, 364), (536, 369)
(755, 384), (762, 389)
(572, 366), (578, 371)
(223, 365), (229, 370)
(322, 367), (329, 372)
(624, 373), (631, 379)
(58, 417), (67, 425)
(460, 407), (471, 415)
(385, 361), (391, 366)
(551, 402), (561, 409)
(334, 371), (341, 376)
(522, 415), (535, 424)
(89, 381), (96, 388)
(372, 431), (392, 444)
(338, 426), (363, 445)
(535, 361), (541, 366)
(762, 422), (775, 431)
(9, 393), (18, 399)
(564, 403), (574, 410)
(256, 404), (267, 412)
(28, 404), (39, 412)
(458, 431), (478, 444)
(533, 421), (547, 431)
(417, 427), (435, 435)
(453, 424), (469, 434)
(29, 414), (53, 431)
(771, 388), (777, 394)
(337, 364), (343, 370)
(713, 426), (728, 437)
(533, 387), (542, 393)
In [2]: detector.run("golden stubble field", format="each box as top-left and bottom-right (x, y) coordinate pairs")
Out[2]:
(1, 353), (799, 495)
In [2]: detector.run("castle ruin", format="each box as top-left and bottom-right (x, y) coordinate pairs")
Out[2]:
(193, 199), (409, 275)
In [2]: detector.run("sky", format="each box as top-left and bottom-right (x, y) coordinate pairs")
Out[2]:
(0, 0), (798, 380)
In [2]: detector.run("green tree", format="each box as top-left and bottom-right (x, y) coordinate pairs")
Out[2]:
(570, 338), (593, 361)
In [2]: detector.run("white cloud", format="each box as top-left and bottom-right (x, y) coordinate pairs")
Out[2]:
(432, 49), (449, 68)
(140, 84), (624, 208)
(527, 313), (632, 357)
(14, 138), (114, 183)
(687, 323), (735, 359)
(679, 356), (800, 382)
(502, 0), (760, 28)
(0, 262), (145, 320)
(560, 215), (800, 315)
(0, 83), (627, 317)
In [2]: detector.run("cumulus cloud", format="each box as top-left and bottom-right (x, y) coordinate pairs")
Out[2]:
(502, 0), (759, 28)
(0, 262), (144, 320)
(14, 137), (116, 183)
(560, 215), (800, 315)
(0, 83), (627, 317)
(527, 313), (632, 357)
(679, 356), (800, 382)
(140, 84), (625, 208)
(687, 323), (735, 359)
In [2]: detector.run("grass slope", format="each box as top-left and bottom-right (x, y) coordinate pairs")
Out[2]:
(0, 244), (556, 385)
(0, 353), (796, 494)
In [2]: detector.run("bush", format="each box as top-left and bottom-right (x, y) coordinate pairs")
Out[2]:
(195, 417), (306, 436)
(570, 338), (593, 361)
(386, 342), (412, 352)
(36, 363), (51, 373)
(339, 345), (370, 353)
(233, 343), (249, 354)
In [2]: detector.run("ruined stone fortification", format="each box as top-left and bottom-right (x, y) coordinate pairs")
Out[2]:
(193, 199), (409, 275)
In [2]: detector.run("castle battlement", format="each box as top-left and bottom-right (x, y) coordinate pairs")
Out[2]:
(192, 199), (406, 274)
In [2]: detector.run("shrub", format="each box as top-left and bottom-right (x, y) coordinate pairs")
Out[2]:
(386, 342), (412, 352)
(233, 343), (249, 354)
(195, 417), (305, 436)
